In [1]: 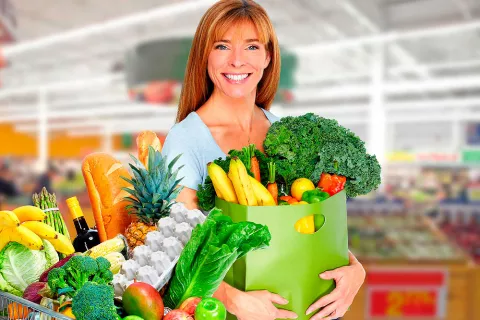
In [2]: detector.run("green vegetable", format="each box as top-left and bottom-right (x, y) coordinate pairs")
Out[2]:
(164, 209), (271, 309)
(197, 149), (270, 211)
(71, 281), (118, 320)
(195, 298), (227, 320)
(0, 272), (22, 296)
(0, 240), (57, 296)
(301, 189), (330, 204)
(33, 188), (71, 241)
(47, 268), (68, 293)
(43, 239), (60, 268)
(47, 255), (113, 298)
(264, 113), (381, 197)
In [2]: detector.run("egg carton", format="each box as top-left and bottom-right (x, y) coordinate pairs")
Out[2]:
(113, 202), (206, 297)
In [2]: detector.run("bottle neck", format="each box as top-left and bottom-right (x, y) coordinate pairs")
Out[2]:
(69, 204), (84, 220)
(73, 216), (90, 235)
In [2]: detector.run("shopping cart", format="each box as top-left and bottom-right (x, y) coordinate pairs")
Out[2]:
(0, 291), (72, 320)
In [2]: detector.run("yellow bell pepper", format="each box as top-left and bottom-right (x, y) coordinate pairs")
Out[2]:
(294, 215), (315, 234)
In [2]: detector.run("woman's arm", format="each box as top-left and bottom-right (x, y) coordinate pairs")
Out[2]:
(176, 187), (200, 210)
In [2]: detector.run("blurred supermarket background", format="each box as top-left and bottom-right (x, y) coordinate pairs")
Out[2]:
(0, 0), (480, 318)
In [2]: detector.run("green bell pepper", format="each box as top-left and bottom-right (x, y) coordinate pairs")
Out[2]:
(301, 189), (330, 204)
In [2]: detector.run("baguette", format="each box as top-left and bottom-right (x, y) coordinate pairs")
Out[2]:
(137, 130), (161, 169)
(82, 153), (132, 242)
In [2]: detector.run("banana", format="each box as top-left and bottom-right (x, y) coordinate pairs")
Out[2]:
(208, 162), (238, 203)
(0, 210), (20, 230)
(47, 233), (75, 255)
(13, 206), (46, 223)
(249, 176), (276, 206)
(0, 227), (14, 251)
(228, 158), (257, 206)
(213, 184), (224, 200)
(21, 221), (58, 239)
(4, 225), (44, 250)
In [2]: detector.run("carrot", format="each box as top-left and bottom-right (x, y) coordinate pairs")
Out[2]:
(8, 303), (31, 319)
(249, 144), (261, 182)
(267, 161), (278, 204)
(243, 144), (261, 182)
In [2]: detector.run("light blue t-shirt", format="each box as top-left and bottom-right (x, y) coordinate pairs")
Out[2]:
(162, 108), (280, 190)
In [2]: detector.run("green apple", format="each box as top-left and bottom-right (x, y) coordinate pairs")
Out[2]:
(195, 298), (226, 320)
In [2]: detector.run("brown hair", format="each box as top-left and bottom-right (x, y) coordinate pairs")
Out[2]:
(176, 0), (281, 123)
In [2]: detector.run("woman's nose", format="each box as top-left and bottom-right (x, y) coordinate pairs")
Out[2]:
(229, 48), (246, 68)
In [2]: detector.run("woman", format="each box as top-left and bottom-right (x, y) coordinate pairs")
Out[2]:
(162, 1), (365, 319)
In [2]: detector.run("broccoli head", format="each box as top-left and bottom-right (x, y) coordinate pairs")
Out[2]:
(47, 267), (68, 293)
(89, 257), (113, 284)
(95, 256), (111, 272)
(71, 282), (118, 320)
(92, 269), (113, 285)
(62, 255), (98, 290)
(265, 113), (381, 197)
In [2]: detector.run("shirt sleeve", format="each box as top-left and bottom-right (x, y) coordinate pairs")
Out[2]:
(161, 127), (203, 191)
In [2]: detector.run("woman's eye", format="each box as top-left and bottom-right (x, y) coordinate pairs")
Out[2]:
(247, 45), (259, 50)
(215, 44), (228, 50)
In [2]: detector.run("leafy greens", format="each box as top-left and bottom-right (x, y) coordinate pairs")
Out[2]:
(163, 209), (271, 309)
(264, 113), (381, 197)
(0, 240), (59, 296)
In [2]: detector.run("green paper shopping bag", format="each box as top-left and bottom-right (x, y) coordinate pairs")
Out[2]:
(215, 190), (349, 320)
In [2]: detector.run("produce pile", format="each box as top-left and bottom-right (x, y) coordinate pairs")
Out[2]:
(197, 113), (382, 214)
(0, 113), (382, 319)
(0, 131), (271, 320)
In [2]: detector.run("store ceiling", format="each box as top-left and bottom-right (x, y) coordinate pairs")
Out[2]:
(2, 0), (480, 135)
(8, 0), (480, 78)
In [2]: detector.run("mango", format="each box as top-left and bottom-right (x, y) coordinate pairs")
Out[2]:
(122, 282), (164, 320)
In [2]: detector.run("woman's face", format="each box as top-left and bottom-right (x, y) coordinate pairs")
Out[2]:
(208, 20), (271, 100)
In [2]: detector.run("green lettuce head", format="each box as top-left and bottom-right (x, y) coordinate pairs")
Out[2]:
(0, 240), (59, 296)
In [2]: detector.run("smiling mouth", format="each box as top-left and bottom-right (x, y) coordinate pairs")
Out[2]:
(222, 73), (252, 83)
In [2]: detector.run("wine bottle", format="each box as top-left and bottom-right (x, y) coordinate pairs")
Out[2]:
(66, 196), (100, 253)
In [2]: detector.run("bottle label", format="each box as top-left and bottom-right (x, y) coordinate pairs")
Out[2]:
(70, 207), (84, 219)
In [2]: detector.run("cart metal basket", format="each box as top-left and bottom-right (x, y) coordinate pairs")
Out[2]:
(0, 291), (72, 320)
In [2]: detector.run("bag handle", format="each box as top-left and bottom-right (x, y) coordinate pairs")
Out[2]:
(293, 213), (326, 235)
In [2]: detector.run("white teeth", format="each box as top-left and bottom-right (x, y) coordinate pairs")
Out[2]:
(225, 74), (248, 81)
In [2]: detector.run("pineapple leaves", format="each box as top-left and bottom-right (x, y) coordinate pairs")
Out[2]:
(148, 146), (156, 173)
(122, 187), (137, 197)
(120, 146), (186, 222)
(168, 154), (183, 173)
(152, 193), (162, 204)
(123, 197), (141, 205)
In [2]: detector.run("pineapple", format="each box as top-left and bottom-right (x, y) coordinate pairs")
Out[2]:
(122, 146), (184, 249)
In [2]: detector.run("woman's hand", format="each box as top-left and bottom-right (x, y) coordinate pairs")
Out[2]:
(231, 290), (298, 320)
(214, 282), (297, 320)
(306, 251), (366, 320)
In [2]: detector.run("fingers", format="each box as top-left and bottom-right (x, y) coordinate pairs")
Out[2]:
(306, 290), (339, 315)
(320, 267), (346, 281)
(276, 309), (298, 319)
(310, 301), (339, 320)
(269, 292), (289, 305)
